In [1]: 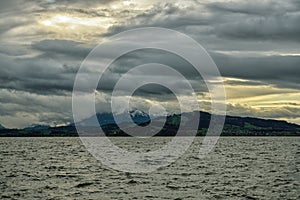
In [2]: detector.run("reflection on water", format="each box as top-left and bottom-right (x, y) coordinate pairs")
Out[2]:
(0, 137), (299, 199)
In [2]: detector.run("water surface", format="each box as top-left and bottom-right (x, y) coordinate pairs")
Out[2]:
(0, 137), (299, 199)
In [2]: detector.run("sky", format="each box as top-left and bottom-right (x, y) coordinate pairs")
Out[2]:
(0, 0), (299, 128)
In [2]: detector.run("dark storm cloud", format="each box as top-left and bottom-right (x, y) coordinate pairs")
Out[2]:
(0, 52), (78, 95)
(106, 49), (201, 79)
(203, 0), (300, 41)
(32, 39), (91, 58)
(0, 39), (93, 95)
(105, 0), (300, 42)
(95, 48), (209, 99)
(206, 0), (297, 16)
(97, 48), (299, 97)
(104, 3), (213, 36)
(1, 39), (208, 97)
(206, 0), (300, 41)
(212, 53), (300, 90)
(99, 0), (300, 96)
(3, 38), (298, 98)
(213, 14), (300, 41)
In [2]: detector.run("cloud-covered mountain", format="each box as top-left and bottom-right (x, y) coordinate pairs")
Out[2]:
(75, 109), (151, 127)
(0, 124), (6, 130)
(24, 124), (51, 131)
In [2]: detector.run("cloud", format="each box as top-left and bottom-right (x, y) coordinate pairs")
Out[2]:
(227, 103), (300, 121)
(213, 13), (300, 41)
(206, 0), (300, 41)
(206, 0), (297, 16)
(105, 0), (300, 42)
(32, 39), (91, 58)
(104, 2), (213, 36)
(0, 0), (299, 127)
(42, 0), (118, 7)
(0, 89), (72, 128)
(212, 53), (300, 90)
(0, 0), (26, 13)
(0, 50), (79, 95)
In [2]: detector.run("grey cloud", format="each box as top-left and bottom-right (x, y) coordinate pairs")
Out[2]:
(32, 39), (91, 58)
(0, 53), (78, 95)
(105, 0), (300, 42)
(213, 53), (300, 90)
(206, 0), (297, 16)
(0, 89), (73, 127)
(213, 13), (300, 41)
(0, 0), (26, 13)
(206, 0), (300, 41)
(227, 103), (300, 120)
(1, 40), (209, 97)
(0, 39), (94, 95)
(96, 49), (209, 98)
(0, 16), (34, 36)
(104, 3), (213, 36)
(42, 0), (118, 6)
(107, 49), (200, 79)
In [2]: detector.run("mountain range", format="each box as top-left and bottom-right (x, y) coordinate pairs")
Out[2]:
(0, 110), (299, 137)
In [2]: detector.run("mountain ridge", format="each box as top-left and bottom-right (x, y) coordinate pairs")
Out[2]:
(0, 110), (299, 136)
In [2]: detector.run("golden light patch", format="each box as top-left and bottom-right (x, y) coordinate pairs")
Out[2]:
(38, 14), (113, 42)
(40, 14), (112, 29)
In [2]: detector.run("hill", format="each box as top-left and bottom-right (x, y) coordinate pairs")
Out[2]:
(0, 111), (299, 137)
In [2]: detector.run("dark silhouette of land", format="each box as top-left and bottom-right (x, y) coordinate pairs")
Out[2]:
(0, 111), (299, 137)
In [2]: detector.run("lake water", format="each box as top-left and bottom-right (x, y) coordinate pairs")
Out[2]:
(0, 137), (299, 199)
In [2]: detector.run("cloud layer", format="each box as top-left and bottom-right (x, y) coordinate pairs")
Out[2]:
(0, 0), (299, 128)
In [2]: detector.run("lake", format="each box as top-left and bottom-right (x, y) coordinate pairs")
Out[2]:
(0, 137), (299, 199)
